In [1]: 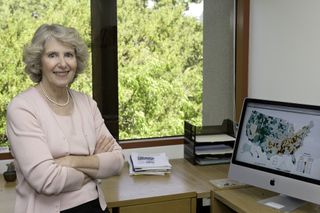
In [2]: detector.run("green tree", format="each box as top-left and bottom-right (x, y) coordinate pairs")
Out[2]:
(118, 0), (203, 139)
(0, 0), (203, 144)
(0, 0), (91, 145)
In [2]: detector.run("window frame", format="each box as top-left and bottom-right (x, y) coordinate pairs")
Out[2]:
(90, 0), (249, 149)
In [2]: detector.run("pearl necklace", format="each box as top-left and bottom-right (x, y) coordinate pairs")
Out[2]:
(39, 82), (70, 107)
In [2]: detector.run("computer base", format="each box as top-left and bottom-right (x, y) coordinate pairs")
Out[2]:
(258, 194), (305, 212)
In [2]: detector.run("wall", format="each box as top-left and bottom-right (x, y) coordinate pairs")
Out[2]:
(203, 0), (235, 126)
(0, 159), (13, 174)
(130, 0), (237, 162)
(122, 144), (183, 161)
(249, 0), (320, 105)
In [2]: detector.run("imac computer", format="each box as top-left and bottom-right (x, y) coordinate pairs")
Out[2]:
(228, 98), (320, 211)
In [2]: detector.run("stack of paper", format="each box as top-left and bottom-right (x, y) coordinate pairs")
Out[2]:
(129, 152), (172, 176)
(195, 144), (233, 155)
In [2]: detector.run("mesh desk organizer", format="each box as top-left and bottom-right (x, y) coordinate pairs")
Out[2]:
(184, 119), (236, 165)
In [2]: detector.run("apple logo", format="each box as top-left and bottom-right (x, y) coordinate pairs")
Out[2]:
(270, 178), (275, 186)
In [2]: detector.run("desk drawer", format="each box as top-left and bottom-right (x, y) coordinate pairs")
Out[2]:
(118, 197), (196, 213)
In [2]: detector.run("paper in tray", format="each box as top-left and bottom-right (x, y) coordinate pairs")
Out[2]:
(195, 134), (235, 143)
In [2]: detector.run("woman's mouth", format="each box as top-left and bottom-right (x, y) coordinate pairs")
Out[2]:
(53, 71), (70, 76)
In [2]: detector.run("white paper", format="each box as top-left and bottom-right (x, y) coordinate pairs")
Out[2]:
(129, 152), (172, 174)
(195, 134), (235, 143)
(195, 144), (233, 155)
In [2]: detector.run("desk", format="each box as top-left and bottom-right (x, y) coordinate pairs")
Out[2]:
(211, 186), (320, 213)
(100, 158), (229, 212)
(0, 159), (229, 213)
(0, 175), (16, 212)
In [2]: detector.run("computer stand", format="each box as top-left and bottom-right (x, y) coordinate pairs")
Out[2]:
(258, 194), (306, 212)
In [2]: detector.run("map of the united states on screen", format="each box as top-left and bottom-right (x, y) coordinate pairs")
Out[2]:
(244, 110), (313, 164)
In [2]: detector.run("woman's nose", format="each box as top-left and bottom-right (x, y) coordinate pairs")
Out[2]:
(58, 56), (67, 68)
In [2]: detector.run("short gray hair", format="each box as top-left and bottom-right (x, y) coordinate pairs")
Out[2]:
(23, 24), (89, 83)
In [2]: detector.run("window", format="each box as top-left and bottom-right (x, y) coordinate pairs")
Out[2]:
(91, 0), (249, 145)
(0, 0), (249, 159)
(118, 0), (203, 140)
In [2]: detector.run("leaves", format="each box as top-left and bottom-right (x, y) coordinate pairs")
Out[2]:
(118, 0), (202, 139)
(0, 0), (202, 141)
(0, 0), (92, 137)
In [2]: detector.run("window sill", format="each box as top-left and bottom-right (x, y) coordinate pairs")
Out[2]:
(0, 136), (184, 160)
(119, 136), (184, 149)
(0, 152), (13, 160)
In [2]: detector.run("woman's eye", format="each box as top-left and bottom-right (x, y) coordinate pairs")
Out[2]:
(48, 53), (57, 58)
(65, 52), (74, 58)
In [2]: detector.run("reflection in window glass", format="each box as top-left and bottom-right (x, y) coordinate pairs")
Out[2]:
(118, 0), (203, 140)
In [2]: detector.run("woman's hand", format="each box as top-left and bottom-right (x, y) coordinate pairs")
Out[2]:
(55, 156), (73, 167)
(82, 174), (92, 185)
(55, 155), (99, 179)
(94, 135), (114, 154)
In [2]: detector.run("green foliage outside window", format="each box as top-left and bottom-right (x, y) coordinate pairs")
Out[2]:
(118, 0), (203, 139)
(0, 0), (202, 144)
(0, 0), (92, 146)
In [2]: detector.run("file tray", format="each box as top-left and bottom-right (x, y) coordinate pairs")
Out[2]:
(184, 119), (235, 165)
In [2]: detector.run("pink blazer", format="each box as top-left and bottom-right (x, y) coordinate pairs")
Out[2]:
(6, 87), (124, 213)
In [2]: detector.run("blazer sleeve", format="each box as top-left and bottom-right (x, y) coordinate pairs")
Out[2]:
(89, 98), (124, 179)
(6, 97), (85, 195)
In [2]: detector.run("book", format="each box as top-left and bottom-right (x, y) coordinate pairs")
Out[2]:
(129, 152), (172, 176)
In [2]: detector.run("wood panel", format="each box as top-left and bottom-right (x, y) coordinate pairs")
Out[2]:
(0, 176), (15, 213)
(212, 186), (320, 213)
(119, 197), (196, 213)
(235, 0), (250, 122)
(100, 159), (229, 209)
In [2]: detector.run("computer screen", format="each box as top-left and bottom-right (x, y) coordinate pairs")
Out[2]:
(228, 98), (320, 210)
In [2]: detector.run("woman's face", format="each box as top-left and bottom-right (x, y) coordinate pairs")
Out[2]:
(40, 37), (77, 89)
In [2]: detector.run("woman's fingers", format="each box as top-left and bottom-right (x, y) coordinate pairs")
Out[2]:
(94, 135), (114, 154)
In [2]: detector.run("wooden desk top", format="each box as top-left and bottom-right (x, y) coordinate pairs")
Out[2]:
(0, 175), (16, 212)
(213, 186), (320, 213)
(100, 158), (229, 208)
(0, 159), (229, 211)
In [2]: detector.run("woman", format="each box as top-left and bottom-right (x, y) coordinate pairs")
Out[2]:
(6, 24), (124, 213)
